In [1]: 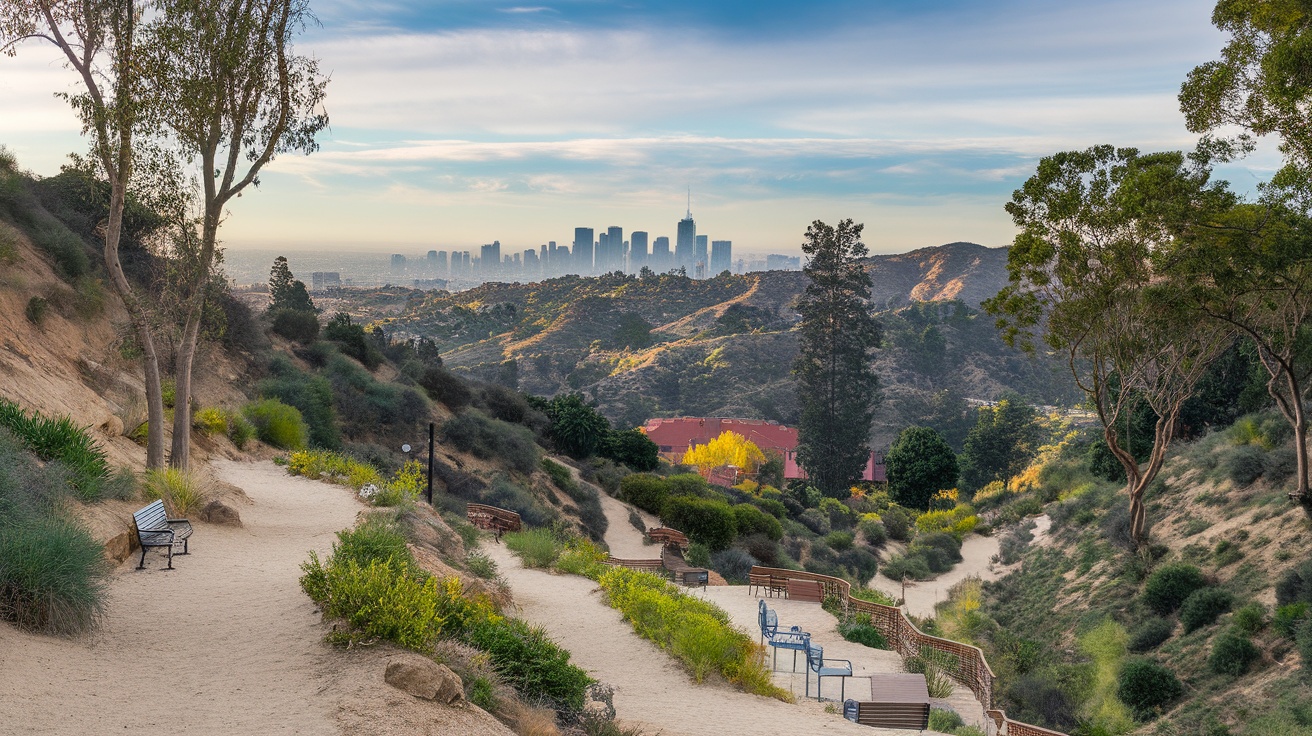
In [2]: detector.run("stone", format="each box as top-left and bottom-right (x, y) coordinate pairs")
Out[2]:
(384, 653), (464, 704)
(103, 531), (133, 563)
(100, 415), (124, 437)
(197, 499), (242, 526)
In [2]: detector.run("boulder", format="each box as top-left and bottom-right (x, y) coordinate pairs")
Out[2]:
(198, 499), (242, 526)
(103, 530), (133, 563)
(99, 415), (124, 437)
(384, 653), (464, 704)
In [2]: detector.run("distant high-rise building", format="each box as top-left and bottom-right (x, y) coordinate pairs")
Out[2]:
(695, 235), (708, 278)
(652, 236), (671, 272)
(574, 227), (594, 274)
(524, 248), (540, 279)
(436, 250), (448, 275)
(599, 226), (623, 273)
(426, 250), (438, 273)
(390, 254), (407, 278)
(676, 216), (695, 273)
(480, 241), (502, 278)
(629, 231), (648, 272)
(765, 254), (802, 271)
(710, 240), (732, 275)
(311, 272), (340, 291)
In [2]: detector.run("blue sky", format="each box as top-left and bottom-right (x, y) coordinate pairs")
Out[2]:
(0, 0), (1282, 255)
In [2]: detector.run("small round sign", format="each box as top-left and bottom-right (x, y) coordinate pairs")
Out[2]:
(401, 444), (412, 453)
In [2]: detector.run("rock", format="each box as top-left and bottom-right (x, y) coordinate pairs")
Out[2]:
(384, 653), (464, 704)
(198, 499), (242, 526)
(100, 415), (124, 437)
(103, 531), (133, 563)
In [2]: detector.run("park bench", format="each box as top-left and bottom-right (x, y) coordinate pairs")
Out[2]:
(466, 503), (522, 538)
(603, 557), (667, 575)
(748, 567), (787, 598)
(843, 674), (930, 729)
(787, 578), (824, 602)
(646, 527), (689, 549)
(132, 499), (193, 570)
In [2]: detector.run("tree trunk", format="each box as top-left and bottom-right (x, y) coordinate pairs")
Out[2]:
(1294, 397), (1310, 515)
(168, 306), (203, 469)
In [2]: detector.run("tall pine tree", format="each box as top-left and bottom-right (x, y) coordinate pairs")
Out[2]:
(793, 219), (882, 497)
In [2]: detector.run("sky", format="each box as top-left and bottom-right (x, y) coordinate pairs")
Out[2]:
(0, 0), (1284, 255)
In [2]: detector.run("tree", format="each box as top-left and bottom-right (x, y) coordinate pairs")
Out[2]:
(542, 393), (610, 458)
(3, 0), (170, 467)
(680, 431), (767, 476)
(985, 146), (1237, 547)
(268, 256), (316, 312)
(793, 219), (883, 497)
(885, 426), (958, 510)
(959, 395), (1042, 492)
(149, 0), (329, 469)
(600, 428), (659, 471)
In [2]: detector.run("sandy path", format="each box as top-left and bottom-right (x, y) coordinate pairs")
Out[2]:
(551, 456), (660, 559)
(0, 459), (359, 734)
(869, 514), (1052, 619)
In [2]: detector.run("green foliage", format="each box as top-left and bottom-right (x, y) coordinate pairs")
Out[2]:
(880, 504), (914, 541)
(1179, 587), (1234, 633)
(0, 398), (109, 500)
(1223, 444), (1267, 486)
(928, 709), (965, 733)
(442, 411), (540, 475)
(915, 505), (980, 540)
(465, 615), (594, 710)
(599, 428), (659, 471)
(141, 468), (206, 516)
(270, 308), (320, 343)
(1298, 618), (1312, 674)
(332, 516), (411, 569)
(824, 530), (855, 551)
(660, 495), (736, 551)
(267, 256), (316, 313)
(596, 566), (786, 700)
(858, 516), (887, 546)
(540, 393), (611, 459)
(1232, 602), (1267, 636)
(192, 407), (228, 436)
(226, 411), (256, 448)
(1142, 563), (1207, 616)
(885, 426), (959, 510)
(1076, 619), (1135, 734)
(1127, 618), (1174, 653)
(1274, 603), (1310, 639)
(301, 553), (445, 651)
(794, 219), (882, 497)
(685, 542), (710, 568)
(1117, 658), (1183, 717)
(882, 553), (932, 581)
(732, 503), (782, 541)
(243, 398), (309, 450)
(0, 165), (91, 279)
(709, 548), (757, 583)
(905, 647), (957, 698)
(323, 313), (383, 369)
(542, 458), (608, 541)
(1276, 560), (1312, 608)
(959, 396), (1042, 491)
(504, 529), (563, 569)
(850, 586), (898, 606)
(419, 366), (474, 411)
(260, 356), (340, 449)
(25, 296), (48, 325)
(838, 611), (889, 649)
(0, 515), (108, 635)
(321, 352), (429, 440)
(1208, 632), (1260, 678)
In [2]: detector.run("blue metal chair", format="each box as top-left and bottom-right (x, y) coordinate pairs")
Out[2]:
(805, 641), (853, 701)
(758, 599), (809, 671)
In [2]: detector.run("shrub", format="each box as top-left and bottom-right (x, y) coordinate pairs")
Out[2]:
(1232, 602), (1267, 636)
(928, 709), (965, 733)
(733, 503), (782, 541)
(915, 505), (980, 540)
(824, 530), (855, 552)
(1223, 444), (1266, 486)
(1142, 563), (1207, 616)
(25, 296), (48, 324)
(850, 586), (898, 606)
(881, 505), (914, 541)
(661, 496), (736, 551)
(1274, 602), (1310, 639)
(192, 407), (228, 437)
(141, 468), (207, 516)
(882, 553), (932, 581)
(259, 358), (339, 449)
(1207, 632), (1260, 679)
(1127, 618), (1174, 653)
(685, 542), (710, 568)
(0, 516), (108, 635)
(1276, 560), (1312, 607)
(1117, 658), (1183, 716)
(442, 411), (540, 475)
(418, 366), (474, 411)
(905, 647), (956, 698)
(858, 516), (887, 546)
(323, 353), (429, 438)
(301, 554), (445, 652)
(465, 615), (594, 710)
(243, 398), (308, 450)
(797, 508), (830, 535)
(0, 399), (109, 500)
(505, 529), (563, 568)
(371, 460), (425, 507)
(998, 521), (1035, 565)
(226, 411), (255, 448)
(270, 308), (320, 343)
(1179, 587), (1234, 633)
(710, 548), (757, 584)
(1298, 617), (1312, 673)
(838, 546), (879, 581)
(839, 611), (889, 649)
(332, 516), (411, 569)
(484, 476), (552, 527)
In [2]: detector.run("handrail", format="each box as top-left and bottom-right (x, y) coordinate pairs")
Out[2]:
(747, 565), (1067, 736)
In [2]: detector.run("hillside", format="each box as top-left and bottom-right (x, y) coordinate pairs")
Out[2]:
(373, 242), (1076, 446)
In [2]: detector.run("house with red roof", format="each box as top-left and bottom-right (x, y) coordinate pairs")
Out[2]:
(640, 417), (885, 483)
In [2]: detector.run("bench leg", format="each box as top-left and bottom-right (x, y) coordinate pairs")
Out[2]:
(137, 544), (148, 570)
(166, 545), (174, 570)
(177, 538), (189, 555)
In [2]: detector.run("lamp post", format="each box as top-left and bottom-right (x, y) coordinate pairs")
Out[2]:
(402, 422), (436, 506)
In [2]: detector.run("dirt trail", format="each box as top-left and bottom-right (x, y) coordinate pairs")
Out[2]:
(550, 456), (660, 558)
(0, 460), (389, 734)
(869, 515), (1052, 619)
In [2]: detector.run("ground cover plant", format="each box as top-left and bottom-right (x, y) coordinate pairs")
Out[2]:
(0, 398), (109, 500)
(284, 449), (425, 507)
(141, 467), (207, 516)
(243, 398), (309, 450)
(0, 429), (108, 635)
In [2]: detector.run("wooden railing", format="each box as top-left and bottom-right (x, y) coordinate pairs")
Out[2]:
(466, 503), (522, 533)
(747, 565), (1067, 736)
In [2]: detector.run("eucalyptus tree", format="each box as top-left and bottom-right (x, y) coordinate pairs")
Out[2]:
(793, 219), (883, 498)
(1176, 203), (1312, 504)
(985, 146), (1237, 548)
(2, 0), (170, 467)
(142, 0), (329, 468)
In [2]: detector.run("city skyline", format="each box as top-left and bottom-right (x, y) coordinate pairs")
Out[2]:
(0, 1), (1284, 255)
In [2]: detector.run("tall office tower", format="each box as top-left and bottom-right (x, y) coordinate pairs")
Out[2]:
(652, 236), (671, 272)
(390, 253), (407, 278)
(480, 242), (501, 278)
(538, 245), (547, 275)
(461, 251), (471, 274)
(601, 226), (622, 273)
(676, 216), (695, 272)
(629, 231), (648, 272)
(710, 240), (732, 275)
(695, 235), (708, 278)
(436, 250), (448, 276)
(426, 250), (438, 273)
(574, 227), (594, 275)
(524, 249), (540, 279)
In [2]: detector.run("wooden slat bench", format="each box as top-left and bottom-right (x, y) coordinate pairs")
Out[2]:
(749, 570), (787, 598)
(787, 578), (824, 602)
(466, 503), (522, 538)
(844, 674), (930, 729)
(132, 499), (193, 570)
(646, 527), (689, 549)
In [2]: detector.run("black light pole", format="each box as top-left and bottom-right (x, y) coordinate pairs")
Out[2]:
(426, 421), (435, 506)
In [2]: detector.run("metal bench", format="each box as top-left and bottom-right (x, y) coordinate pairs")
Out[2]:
(805, 641), (854, 701)
(759, 599), (809, 671)
(132, 499), (193, 570)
